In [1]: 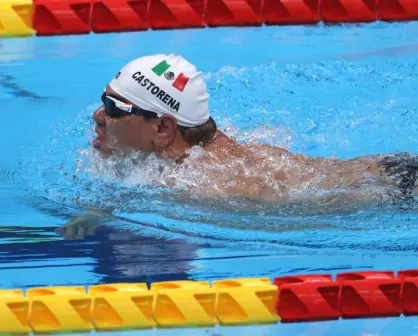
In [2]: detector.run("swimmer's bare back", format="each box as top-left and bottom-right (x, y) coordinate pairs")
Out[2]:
(181, 131), (418, 202)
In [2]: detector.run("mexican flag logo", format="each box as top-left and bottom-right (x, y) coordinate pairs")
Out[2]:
(152, 60), (190, 92)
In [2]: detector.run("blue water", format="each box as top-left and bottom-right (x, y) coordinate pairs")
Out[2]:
(1, 21), (418, 335)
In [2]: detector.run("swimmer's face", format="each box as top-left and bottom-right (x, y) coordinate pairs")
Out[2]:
(92, 86), (158, 157)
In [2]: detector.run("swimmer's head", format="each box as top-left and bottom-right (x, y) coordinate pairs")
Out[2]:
(92, 54), (217, 158)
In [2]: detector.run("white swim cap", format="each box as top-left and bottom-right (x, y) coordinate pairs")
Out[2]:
(108, 54), (210, 127)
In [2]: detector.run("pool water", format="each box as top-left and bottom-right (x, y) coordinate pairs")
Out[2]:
(1, 21), (418, 335)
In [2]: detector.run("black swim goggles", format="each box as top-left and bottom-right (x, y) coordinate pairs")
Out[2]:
(101, 91), (145, 118)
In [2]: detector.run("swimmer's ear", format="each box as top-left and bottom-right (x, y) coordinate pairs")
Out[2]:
(153, 114), (177, 149)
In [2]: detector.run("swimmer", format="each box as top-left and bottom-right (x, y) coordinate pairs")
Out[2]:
(92, 54), (418, 202)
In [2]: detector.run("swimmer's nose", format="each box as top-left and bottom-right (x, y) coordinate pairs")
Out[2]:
(93, 106), (106, 126)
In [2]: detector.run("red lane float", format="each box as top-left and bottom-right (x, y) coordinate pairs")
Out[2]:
(337, 271), (402, 318)
(398, 270), (418, 315)
(320, 0), (378, 22)
(91, 0), (149, 33)
(262, 0), (321, 25)
(148, 0), (205, 29)
(26, 0), (418, 36)
(33, 0), (91, 36)
(377, 0), (418, 21)
(274, 274), (340, 322)
(205, 0), (263, 27)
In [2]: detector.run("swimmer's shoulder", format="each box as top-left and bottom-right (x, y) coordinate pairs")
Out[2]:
(205, 130), (237, 149)
(206, 130), (292, 158)
(245, 141), (290, 155)
(201, 130), (246, 161)
(213, 130), (231, 142)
